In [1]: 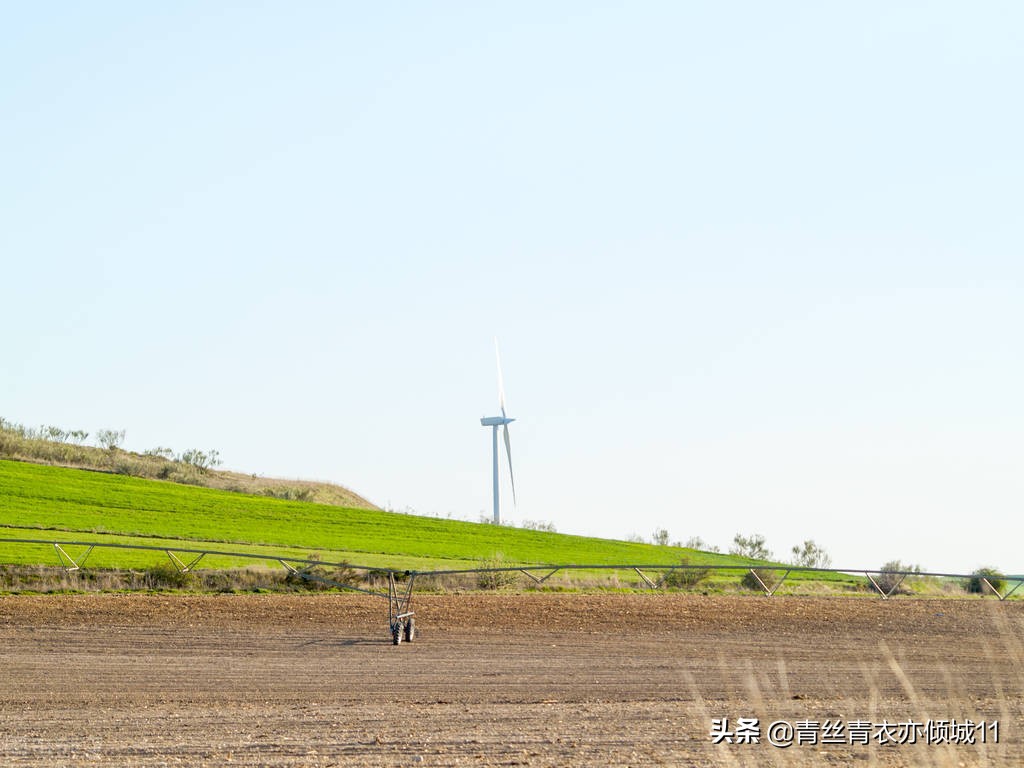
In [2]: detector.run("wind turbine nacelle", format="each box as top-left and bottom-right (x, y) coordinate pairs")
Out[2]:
(480, 416), (514, 427)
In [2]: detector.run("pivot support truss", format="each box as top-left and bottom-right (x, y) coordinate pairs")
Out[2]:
(0, 538), (1019, 647)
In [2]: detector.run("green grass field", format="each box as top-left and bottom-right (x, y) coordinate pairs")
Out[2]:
(0, 459), (886, 594)
(0, 459), (757, 570)
(1, 459), (1008, 598)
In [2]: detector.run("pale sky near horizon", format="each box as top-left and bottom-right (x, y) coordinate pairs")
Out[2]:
(4, 3), (1022, 574)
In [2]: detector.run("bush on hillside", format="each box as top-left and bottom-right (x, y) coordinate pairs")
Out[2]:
(683, 536), (721, 553)
(477, 554), (518, 590)
(741, 568), (780, 593)
(869, 560), (921, 596)
(179, 449), (221, 471)
(285, 560), (361, 591)
(662, 557), (710, 589)
(96, 429), (125, 450)
(143, 563), (194, 590)
(730, 533), (772, 561)
(965, 567), (1005, 595)
(520, 519), (557, 532)
(790, 539), (832, 569)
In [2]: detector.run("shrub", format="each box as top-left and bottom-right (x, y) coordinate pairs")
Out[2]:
(479, 514), (514, 526)
(96, 429), (125, 450)
(870, 560), (921, 595)
(68, 430), (89, 445)
(520, 519), (557, 532)
(965, 567), (1005, 595)
(683, 536), (721, 553)
(262, 486), (314, 502)
(476, 554), (518, 590)
(662, 558), (710, 589)
(285, 560), (361, 591)
(144, 563), (194, 590)
(741, 568), (779, 592)
(790, 540), (832, 569)
(114, 458), (149, 476)
(178, 449), (221, 471)
(730, 533), (772, 561)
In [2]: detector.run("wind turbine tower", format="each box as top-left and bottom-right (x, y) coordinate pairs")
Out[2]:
(480, 341), (516, 524)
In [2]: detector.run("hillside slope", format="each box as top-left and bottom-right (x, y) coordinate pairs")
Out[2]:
(0, 419), (377, 509)
(0, 460), (744, 572)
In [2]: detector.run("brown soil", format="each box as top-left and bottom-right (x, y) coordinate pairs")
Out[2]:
(1, 593), (1021, 767)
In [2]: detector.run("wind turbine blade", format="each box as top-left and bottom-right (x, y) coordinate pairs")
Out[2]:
(503, 423), (517, 506)
(495, 337), (507, 418)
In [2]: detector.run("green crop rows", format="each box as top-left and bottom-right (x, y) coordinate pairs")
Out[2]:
(0, 459), (860, 590)
(0, 460), (731, 567)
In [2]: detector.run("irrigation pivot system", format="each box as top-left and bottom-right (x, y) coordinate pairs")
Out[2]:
(8, 538), (420, 646)
(1, 537), (1021, 645)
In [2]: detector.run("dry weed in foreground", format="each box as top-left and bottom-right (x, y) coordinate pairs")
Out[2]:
(683, 624), (1019, 766)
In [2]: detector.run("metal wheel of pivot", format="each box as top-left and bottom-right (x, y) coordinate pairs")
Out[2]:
(387, 572), (415, 647)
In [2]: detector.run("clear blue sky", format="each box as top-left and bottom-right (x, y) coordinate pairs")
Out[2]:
(3, 2), (1021, 573)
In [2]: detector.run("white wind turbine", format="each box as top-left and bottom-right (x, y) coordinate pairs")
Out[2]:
(480, 340), (516, 524)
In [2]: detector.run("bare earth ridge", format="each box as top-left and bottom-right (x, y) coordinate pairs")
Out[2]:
(1, 593), (1021, 767)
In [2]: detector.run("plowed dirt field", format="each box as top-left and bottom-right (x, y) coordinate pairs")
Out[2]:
(1, 593), (1022, 767)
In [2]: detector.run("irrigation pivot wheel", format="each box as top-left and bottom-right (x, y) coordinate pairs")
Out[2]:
(404, 617), (415, 643)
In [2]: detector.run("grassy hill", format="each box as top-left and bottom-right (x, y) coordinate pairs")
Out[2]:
(0, 459), (756, 576)
(0, 418), (377, 509)
(0, 422), (1001, 597)
(2, 460), (984, 597)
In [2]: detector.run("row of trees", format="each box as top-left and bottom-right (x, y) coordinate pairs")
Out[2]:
(0, 417), (221, 471)
(646, 528), (1005, 594)
(641, 529), (833, 569)
(2, 419), (130, 452)
(1, 419), (100, 446)
(144, 446), (222, 470)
